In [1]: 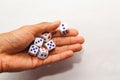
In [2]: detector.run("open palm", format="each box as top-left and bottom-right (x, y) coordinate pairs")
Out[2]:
(0, 21), (84, 72)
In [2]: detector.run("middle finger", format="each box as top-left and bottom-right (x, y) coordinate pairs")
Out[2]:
(52, 36), (84, 46)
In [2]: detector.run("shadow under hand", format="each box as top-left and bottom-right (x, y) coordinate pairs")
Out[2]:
(19, 50), (84, 80)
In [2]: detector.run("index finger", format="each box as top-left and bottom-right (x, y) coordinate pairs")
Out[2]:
(52, 29), (79, 37)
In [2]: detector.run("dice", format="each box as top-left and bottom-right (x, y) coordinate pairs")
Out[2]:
(37, 47), (49, 59)
(41, 32), (52, 42)
(59, 23), (68, 35)
(34, 37), (44, 47)
(28, 45), (39, 56)
(28, 22), (69, 59)
(44, 40), (56, 51)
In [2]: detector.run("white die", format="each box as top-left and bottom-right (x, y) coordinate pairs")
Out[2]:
(41, 32), (52, 42)
(44, 40), (56, 51)
(37, 47), (49, 59)
(28, 45), (39, 56)
(34, 37), (44, 47)
(59, 23), (69, 35)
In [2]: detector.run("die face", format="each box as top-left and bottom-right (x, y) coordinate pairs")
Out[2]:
(28, 45), (39, 56)
(60, 23), (68, 31)
(37, 47), (49, 59)
(34, 38), (44, 47)
(41, 32), (52, 42)
(44, 40), (56, 51)
(59, 23), (68, 35)
(40, 47), (48, 53)
(37, 51), (48, 59)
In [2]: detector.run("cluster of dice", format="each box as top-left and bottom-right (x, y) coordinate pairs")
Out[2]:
(28, 23), (68, 59)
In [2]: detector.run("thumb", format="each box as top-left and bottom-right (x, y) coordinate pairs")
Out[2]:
(29, 20), (61, 36)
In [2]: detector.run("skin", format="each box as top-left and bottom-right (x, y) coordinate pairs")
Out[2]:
(0, 21), (84, 72)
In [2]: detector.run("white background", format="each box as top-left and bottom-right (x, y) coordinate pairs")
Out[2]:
(0, 0), (120, 80)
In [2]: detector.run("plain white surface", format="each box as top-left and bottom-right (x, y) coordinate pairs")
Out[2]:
(0, 0), (120, 80)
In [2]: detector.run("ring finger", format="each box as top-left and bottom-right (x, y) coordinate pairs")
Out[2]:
(50, 43), (82, 55)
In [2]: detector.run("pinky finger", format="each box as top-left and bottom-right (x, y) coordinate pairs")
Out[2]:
(42, 50), (74, 65)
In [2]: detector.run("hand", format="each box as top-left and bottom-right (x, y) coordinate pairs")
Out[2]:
(0, 21), (84, 72)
